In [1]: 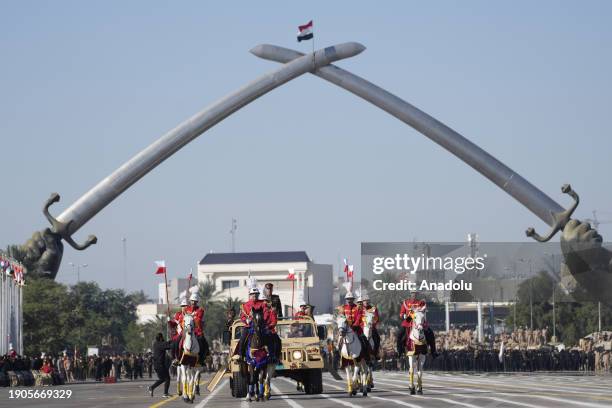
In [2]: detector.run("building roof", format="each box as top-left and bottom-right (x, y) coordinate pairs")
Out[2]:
(199, 251), (310, 265)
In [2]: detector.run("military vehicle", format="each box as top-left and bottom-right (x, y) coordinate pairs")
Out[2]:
(215, 316), (325, 398)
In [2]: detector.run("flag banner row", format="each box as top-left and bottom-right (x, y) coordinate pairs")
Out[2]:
(0, 253), (26, 286)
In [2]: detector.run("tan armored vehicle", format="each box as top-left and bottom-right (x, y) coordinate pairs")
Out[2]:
(216, 316), (325, 398)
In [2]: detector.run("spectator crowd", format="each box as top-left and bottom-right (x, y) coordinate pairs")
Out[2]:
(0, 350), (155, 387)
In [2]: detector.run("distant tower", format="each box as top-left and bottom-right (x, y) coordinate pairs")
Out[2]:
(467, 233), (478, 258)
(230, 218), (238, 253)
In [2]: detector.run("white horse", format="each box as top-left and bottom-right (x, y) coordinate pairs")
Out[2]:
(179, 313), (200, 403)
(361, 310), (377, 391)
(406, 309), (428, 395)
(336, 315), (368, 397)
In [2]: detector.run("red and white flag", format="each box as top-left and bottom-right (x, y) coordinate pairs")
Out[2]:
(297, 20), (313, 42)
(347, 264), (354, 279)
(154, 260), (167, 275)
(287, 268), (296, 280)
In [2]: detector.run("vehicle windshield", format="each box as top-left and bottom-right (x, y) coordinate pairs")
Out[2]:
(277, 322), (314, 338)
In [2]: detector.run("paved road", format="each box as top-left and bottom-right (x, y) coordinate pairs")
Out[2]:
(0, 371), (610, 408)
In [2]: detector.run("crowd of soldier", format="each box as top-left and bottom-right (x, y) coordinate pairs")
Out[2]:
(371, 328), (611, 373)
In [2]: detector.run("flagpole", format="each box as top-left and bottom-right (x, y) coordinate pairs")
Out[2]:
(291, 276), (295, 317)
(312, 23), (315, 70)
(164, 268), (171, 338)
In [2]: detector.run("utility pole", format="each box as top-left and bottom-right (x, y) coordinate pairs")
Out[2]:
(519, 258), (533, 330)
(599, 301), (602, 332)
(230, 218), (237, 253)
(121, 237), (127, 292)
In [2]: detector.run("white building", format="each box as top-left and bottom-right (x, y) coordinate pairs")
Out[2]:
(158, 277), (192, 305)
(198, 251), (333, 315)
(136, 303), (166, 324)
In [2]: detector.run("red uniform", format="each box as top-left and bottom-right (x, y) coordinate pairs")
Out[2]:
(171, 311), (183, 341)
(399, 298), (420, 328)
(240, 299), (277, 333)
(294, 310), (308, 318)
(185, 305), (205, 337)
(339, 303), (363, 334)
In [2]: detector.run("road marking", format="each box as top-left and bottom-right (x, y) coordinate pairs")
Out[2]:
(387, 371), (612, 394)
(324, 373), (491, 408)
(373, 378), (534, 408)
(278, 377), (364, 408)
(194, 379), (227, 408)
(271, 384), (304, 408)
(320, 394), (364, 408)
(496, 392), (612, 408)
(322, 377), (423, 408)
(398, 382), (549, 408)
(148, 395), (179, 408)
(377, 374), (612, 401)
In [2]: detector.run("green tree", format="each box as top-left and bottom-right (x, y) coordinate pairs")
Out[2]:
(23, 277), (144, 356)
(505, 270), (612, 345)
(368, 271), (412, 329)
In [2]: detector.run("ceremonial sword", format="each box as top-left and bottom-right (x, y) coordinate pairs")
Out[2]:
(250, 44), (581, 242)
(41, 43), (366, 251)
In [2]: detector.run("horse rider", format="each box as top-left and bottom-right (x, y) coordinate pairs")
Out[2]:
(186, 292), (210, 391)
(170, 297), (189, 359)
(338, 292), (370, 360)
(232, 287), (278, 362)
(400, 299), (437, 356)
(397, 293), (421, 354)
(263, 283), (283, 318)
(261, 285), (281, 362)
(359, 293), (381, 359)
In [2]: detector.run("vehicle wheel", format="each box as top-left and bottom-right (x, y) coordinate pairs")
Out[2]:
(232, 372), (247, 398)
(304, 369), (323, 394)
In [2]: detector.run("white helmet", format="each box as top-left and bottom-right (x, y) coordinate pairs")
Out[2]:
(345, 292), (355, 300)
(361, 293), (370, 301)
(180, 297), (188, 306)
(249, 287), (260, 295)
(189, 292), (200, 302)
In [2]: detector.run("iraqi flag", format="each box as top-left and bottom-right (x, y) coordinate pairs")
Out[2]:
(155, 260), (167, 275)
(297, 20), (313, 42)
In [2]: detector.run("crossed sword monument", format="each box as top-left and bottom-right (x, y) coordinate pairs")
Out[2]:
(22, 41), (610, 302)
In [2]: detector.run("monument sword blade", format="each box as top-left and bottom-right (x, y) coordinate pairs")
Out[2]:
(51, 43), (365, 243)
(250, 44), (579, 242)
(26, 42), (364, 278)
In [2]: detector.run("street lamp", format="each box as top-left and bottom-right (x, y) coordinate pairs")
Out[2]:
(504, 265), (518, 331)
(544, 252), (557, 342)
(69, 262), (88, 283)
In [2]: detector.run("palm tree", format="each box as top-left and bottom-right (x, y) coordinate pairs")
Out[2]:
(198, 279), (220, 309)
(370, 271), (410, 328)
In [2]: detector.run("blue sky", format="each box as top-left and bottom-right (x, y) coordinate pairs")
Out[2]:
(1, 1), (611, 297)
